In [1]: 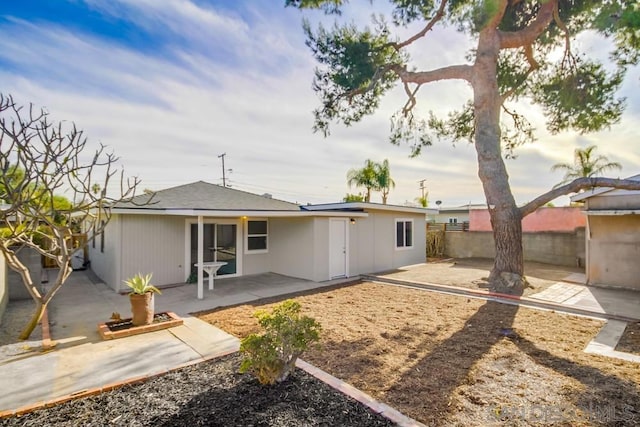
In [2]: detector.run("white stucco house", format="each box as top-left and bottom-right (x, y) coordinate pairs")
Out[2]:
(88, 181), (427, 293)
(571, 174), (640, 291)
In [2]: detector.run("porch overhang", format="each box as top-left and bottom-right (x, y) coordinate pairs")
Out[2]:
(109, 208), (369, 218)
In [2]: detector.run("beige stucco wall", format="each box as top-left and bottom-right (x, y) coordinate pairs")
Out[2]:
(587, 215), (640, 289)
(445, 229), (585, 267)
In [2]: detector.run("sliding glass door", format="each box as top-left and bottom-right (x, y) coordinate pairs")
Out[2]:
(189, 223), (237, 277)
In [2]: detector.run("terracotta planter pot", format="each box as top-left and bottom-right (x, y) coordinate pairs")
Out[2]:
(130, 292), (154, 326)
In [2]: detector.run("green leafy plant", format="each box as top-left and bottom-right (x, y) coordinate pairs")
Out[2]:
(239, 299), (321, 385)
(123, 273), (161, 295)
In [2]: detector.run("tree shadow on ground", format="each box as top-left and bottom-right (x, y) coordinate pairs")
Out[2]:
(382, 301), (520, 425)
(511, 335), (640, 425)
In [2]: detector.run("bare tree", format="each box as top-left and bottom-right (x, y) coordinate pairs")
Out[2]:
(0, 94), (142, 340)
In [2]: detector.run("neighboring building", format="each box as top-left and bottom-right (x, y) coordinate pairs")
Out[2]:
(88, 181), (427, 292)
(571, 174), (640, 290)
(427, 204), (485, 225)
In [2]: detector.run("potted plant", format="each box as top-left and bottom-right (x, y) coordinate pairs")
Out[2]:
(123, 273), (161, 326)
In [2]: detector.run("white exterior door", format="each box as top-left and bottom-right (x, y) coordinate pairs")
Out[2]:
(329, 219), (348, 279)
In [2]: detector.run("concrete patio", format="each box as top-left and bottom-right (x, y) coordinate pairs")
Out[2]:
(46, 269), (355, 347)
(0, 269), (356, 414)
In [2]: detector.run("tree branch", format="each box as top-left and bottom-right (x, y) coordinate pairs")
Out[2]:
(499, 0), (557, 49)
(391, 64), (473, 85)
(391, 0), (448, 50)
(520, 177), (640, 217)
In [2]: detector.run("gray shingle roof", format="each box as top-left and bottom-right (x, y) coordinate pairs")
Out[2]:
(117, 181), (301, 211)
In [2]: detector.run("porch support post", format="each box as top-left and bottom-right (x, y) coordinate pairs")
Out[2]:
(197, 215), (204, 299)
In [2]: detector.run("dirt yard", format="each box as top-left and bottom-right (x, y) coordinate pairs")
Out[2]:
(198, 282), (640, 426)
(379, 258), (585, 297)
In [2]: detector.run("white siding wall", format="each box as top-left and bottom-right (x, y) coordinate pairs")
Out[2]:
(88, 214), (122, 291)
(350, 211), (426, 274)
(120, 215), (185, 290)
(312, 218), (331, 281)
(269, 217), (316, 281)
(240, 218), (271, 275)
(349, 215), (375, 274)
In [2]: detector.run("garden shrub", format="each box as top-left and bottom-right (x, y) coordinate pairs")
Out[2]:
(239, 299), (321, 385)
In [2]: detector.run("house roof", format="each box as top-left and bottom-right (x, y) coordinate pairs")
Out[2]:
(116, 181), (301, 211)
(570, 174), (640, 202)
(302, 202), (434, 215)
(112, 182), (432, 218)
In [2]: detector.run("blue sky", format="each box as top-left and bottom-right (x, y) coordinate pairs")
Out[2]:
(1, 1), (639, 206)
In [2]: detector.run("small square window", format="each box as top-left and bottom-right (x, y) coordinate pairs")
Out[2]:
(246, 220), (268, 253)
(395, 219), (413, 249)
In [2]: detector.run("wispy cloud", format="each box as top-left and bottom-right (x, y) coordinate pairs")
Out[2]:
(0, 1), (638, 206)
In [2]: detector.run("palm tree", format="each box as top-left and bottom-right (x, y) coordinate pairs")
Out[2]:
(346, 159), (377, 202)
(551, 145), (622, 188)
(375, 159), (395, 204)
(415, 195), (428, 207)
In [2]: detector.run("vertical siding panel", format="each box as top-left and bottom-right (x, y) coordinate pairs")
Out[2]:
(88, 214), (121, 291)
(120, 215), (185, 287)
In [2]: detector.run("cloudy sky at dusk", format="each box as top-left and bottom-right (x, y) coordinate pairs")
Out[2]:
(1, 1), (638, 207)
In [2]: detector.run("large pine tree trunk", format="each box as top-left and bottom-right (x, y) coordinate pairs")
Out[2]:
(472, 28), (525, 295)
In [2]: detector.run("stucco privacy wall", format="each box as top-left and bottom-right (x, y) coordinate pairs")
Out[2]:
(470, 207), (586, 232)
(445, 229), (585, 267)
(580, 191), (640, 290)
(586, 215), (640, 290)
(0, 252), (7, 326)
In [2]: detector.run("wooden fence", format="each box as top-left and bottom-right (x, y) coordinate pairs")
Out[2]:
(426, 222), (470, 232)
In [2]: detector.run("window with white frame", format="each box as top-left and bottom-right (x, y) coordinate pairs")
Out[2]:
(448, 217), (458, 224)
(395, 219), (413, 249)
(246, 219), (268, 253)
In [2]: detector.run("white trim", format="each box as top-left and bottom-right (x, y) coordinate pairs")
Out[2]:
(329, 218), (349, 279)
(304, 202), (434, 215)
(112, 208), (369, 217)
(583, 210), (640, 216)
(395, 218), (414, 251)
(244, 218), (269, 255)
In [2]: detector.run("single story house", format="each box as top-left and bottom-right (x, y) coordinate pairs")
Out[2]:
(426, 204), (485, 225)
(88, 181), (427, 293)
(571, 174), (640, 290)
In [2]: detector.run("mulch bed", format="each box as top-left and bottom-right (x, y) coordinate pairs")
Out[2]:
(105, 312), (174, 332)
(617, 322), (640, 356)
(0, 354), (395, 427)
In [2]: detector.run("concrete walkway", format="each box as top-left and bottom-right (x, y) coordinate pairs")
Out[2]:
(0, 269), (353, 414)
(368, 267), (640, 322)
(0, 316), (240, 415)
(528, 277), (640, 321)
